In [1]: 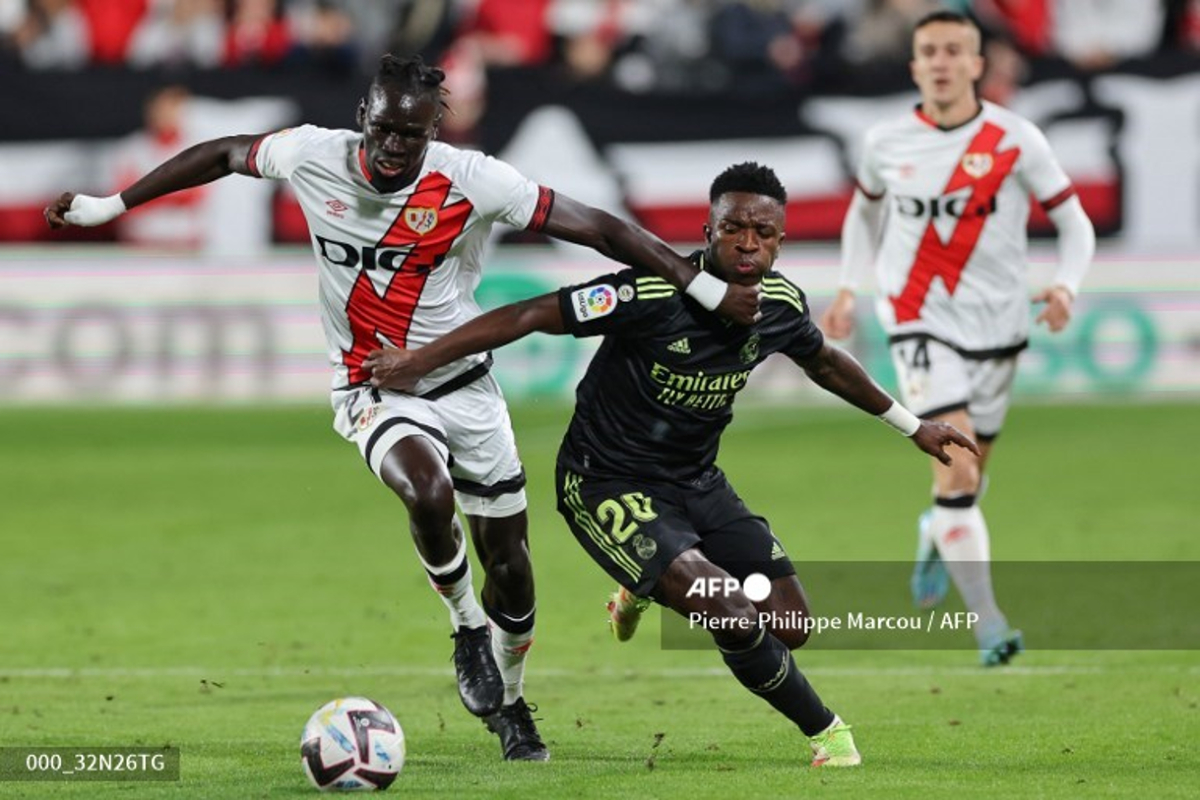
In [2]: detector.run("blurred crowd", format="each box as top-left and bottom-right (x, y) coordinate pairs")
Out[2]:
(3, 1), (1195, 249)
(1, 0), (1196, 88)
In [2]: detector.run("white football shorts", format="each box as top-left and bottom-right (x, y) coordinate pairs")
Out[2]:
(331, 373), (527, 517)
(888, 336), (1019, 439)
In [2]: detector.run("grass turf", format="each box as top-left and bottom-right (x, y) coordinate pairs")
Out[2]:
(0, 401), (1196, 797)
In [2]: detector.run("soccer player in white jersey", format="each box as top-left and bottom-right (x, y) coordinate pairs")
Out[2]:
(44, 55), (760, 759)
(820, 11), (1095, 666)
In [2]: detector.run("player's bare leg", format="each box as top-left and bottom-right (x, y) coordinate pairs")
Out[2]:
(469, 512), (548, 762)
(752, 575), (813, 651)
(377, 438), (503, 717)
(925, 410), (1021, 665)
(656, 550), (860, 766)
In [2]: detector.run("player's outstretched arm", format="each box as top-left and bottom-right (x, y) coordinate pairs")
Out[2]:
(44, 134), (263, 229)
(538, 194), (761, 326)
(796, 342), (899, 415)
(365, 293), (566, 392)
(796, 343), (979, 465)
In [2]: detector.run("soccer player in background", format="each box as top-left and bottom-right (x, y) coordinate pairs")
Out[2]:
(820, 11), (1095, 665)
(43, 54), (761, 761)
(363, 162), (980, 767)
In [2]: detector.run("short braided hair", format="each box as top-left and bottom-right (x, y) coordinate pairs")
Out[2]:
(372, 54), (450, 111)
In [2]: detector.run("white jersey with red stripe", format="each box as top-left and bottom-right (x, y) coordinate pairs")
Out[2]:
(856, 101), (1074, 352)
(249, 124), (550, 393)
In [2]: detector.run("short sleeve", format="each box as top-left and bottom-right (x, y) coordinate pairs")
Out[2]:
(1014, 119), (1074, 208)
(775, 283), (825, 362)
(557, 270), (670, 338)
(854, 127), (886, 200)
(247, 124), (328, 181)
(453, 151), (544, 229)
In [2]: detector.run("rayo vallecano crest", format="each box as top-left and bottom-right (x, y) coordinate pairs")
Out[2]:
(961, 152), (993, 179)
(404, 207), (438, 234)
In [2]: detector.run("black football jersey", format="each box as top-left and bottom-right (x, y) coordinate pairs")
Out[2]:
(555, 253), (824, 482)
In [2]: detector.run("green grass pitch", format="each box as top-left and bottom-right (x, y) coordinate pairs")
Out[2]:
(0, 401), (1196, 798)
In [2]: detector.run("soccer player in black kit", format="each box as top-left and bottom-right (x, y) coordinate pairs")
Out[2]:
(364, 163), (978, 767)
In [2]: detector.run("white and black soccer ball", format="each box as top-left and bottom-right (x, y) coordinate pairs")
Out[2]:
(300, 697), (405, 791)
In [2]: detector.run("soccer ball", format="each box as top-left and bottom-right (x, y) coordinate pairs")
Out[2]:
(300, 697), (405, 791)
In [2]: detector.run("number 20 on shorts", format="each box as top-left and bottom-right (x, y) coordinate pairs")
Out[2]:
(596, 493), (657, 544)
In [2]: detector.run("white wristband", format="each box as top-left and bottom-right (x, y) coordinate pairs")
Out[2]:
(63, 194), (127, 227)
(878, 401), (921, 437)
(684, 271), (727, 311)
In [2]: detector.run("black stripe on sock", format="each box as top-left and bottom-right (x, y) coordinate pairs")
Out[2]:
(483, 599), (535, 634)
(426, 553), (469, 587)
(935, 494), (977, 508)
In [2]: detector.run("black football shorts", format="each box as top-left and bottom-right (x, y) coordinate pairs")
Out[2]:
(555, 462), (795, 598)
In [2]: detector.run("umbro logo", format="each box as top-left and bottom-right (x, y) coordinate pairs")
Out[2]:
(667, 338), (691, 355)
(325, 199), (349, 217)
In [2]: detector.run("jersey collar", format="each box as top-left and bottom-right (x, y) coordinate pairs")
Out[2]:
(913, 101), (984, 132)
(356, 143), (425, 194)
(356, 145), (374, 183)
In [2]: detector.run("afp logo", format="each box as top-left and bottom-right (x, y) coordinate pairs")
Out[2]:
(685, 573), (772, 602)
(894, 194), (997, 220)
(315, 235), (419, 272)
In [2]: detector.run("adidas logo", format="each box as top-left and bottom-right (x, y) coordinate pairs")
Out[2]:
(771, 541), (787, 560)
(667, 338), (691, 355)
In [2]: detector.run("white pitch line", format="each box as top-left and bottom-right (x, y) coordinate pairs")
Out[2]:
(0, 664), (1195, 679)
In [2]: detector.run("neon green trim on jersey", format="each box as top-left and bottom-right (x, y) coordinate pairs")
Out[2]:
(762, 289), (804, 315)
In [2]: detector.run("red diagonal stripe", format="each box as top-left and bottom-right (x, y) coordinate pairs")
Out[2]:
(341, 172), (474, 382)
(890, 122), (1019, 324)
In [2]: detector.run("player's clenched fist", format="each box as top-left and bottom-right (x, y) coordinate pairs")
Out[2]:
(43, 192), (76, 229)
(44, 192), (127, 229)
(819, 289), (857, 340)
(713, 281), (762, 326)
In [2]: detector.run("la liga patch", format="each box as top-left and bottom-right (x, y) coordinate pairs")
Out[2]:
(571, 284), (618, 322)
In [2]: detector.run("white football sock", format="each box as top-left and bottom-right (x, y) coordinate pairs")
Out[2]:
(417, 537), (486, 631)
(488, 609), (535, 706)
(928, 504), (1008, 644)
